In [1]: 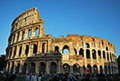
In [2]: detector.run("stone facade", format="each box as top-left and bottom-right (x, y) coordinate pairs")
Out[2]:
(6, 8), (118, 75)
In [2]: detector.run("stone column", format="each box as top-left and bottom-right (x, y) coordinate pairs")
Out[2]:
(11, 47), (14, 59)
(57, 61), (61, 73)
(81, 66), (84, 77)
(96, 50), (99, 63)
(117, 65), (119, 74)
(40, 24), (45, 37)
(19, 61), (23, 73)
(5, 62), (9, 72)
(15, 45), (19, 58)
(90, 49), (93, 73)
(97, 65), (100, 74)
(38, 42), (41, 54)
(35, 62), (39, 74)
(26, 62), (30, 74)
(19, 31), (22, 41)
(11, 35), (14, 44)
(107, 65), (109, 75)
(102, 65), (105, 75)
(14, 33), (17, 43)
(69, 42), (74, 55)
(83, 47), (87, 75)
(28, 44), (33, 57)
(84, 48), (87, 67)
(47, 39), (52, 53)
(45, 43), (47, 53)
(101, 51), (103, 60)
(91, 65), (94, 74)
(21, 44), (25, 57)
(32, 28), (35, 37)
(9, 61), (12, 73)
(24, 29), (28, 39)
(13, 61), (16, 73)
(46, 61), (50, 74)
(70, 65), (73, 73)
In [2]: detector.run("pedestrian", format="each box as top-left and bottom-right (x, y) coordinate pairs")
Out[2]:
(38, 74), (42, 81)
(26, 73), (32, 81)
(31, 73), (37, 81)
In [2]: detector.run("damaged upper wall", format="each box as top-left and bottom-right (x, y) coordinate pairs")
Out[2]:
(11, 8), (43, 32)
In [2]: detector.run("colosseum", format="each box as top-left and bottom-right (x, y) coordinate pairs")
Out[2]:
(5, 8), (118, 75)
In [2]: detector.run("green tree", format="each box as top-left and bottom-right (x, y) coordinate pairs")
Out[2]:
(117, 55), (120, 75)
(0, 55), (6, 71)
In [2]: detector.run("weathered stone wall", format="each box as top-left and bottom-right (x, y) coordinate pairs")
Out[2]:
(6, 8), (118, 75)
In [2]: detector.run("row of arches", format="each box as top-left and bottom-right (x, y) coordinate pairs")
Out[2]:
(62, 63), (115, 74)
(10, 27), (40, 44)
(28, 28), (40, 38)
(8, 62), (116, 75)
(9, 62), (58, 74)
(8, 43), (114, 62)
(8, 42), (47, 58)
(54, 45), (113, 61)
(28, 62), (58, 74)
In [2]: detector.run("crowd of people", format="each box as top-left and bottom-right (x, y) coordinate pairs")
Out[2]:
(0, 71), (120, 81)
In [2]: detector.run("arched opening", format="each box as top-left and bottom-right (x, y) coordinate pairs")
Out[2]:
(87, 64), (92, 73)
(42, 43), (46, 53)
(50, 62), (57, 74)
(100, 66), (103, 74)
(25, 45), (29, 56)
(9, 48), (13, 58)
(22, 31), (25, 40)
(92, 38), (95, 42)
(110, 53), (112, 61)
(107, 52), (109, 61)
(108, 65), (111, 74)
(106, 47), (108, 51)
(103, 51), (106, 59)
(104, 65), (107, 74)
(35, 28), (40, 37)
(74, 48), (77, 55)
(83, 65), (86, 71)
(28, 29), (32, 37)
(22, 63), (27, 74)
(13, 34), (15, 43)
(86, 49), (90, 59)
(102, 40), (104, 46)
(33, 44), (38, 54)
(62, 45), (70, 54)
(54, 46), (59, 53)
(7, 62), (10, 72)
(15, 63), (20, 73)
(83, 65), (86, 75)
(39, 62), (46, 74)
(98, 50), (101, 59)
(79, 48), (84, 57)
(17, 32), (20, 41)
(13, 46), (17, 58)
(63, 63), (70, 73)
(73, 64), (80, 73)
(18, 46), (22, 56)
(93, 65), (98, 74)
(30, 63), (36, 73)
(92, 49), (96, 59)
(85, 43), (90, 48)
(111, 66), (114, 74)
(11, 62), (14, 73)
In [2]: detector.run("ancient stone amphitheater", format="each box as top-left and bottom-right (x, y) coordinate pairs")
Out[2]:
(5, 8), (118, 75)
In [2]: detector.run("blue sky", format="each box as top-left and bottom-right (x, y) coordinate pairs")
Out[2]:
(0, 0), (120, 56)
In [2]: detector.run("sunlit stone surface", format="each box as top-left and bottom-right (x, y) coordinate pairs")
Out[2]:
(5, 8), (118, 75)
